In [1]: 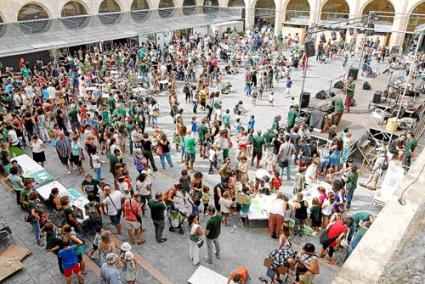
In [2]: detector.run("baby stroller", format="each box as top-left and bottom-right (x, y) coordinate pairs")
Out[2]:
(168, 209), (186, 234)
(221, 82), (233, 94)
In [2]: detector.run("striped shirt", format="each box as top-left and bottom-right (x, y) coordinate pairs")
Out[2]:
(56, 137), (71, 158)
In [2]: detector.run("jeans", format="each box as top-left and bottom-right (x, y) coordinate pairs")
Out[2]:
(160, 152), (173, 168)
(152, 116), (158, 126)
(189, 239), (200, 265)
(345, 188), (355, 209)
(143, 151), (158, 171)
(94, 167), (101, 181)
(153, 219), (165, 242)
(279, 163), (291, 180)
(206, 237), (220, 263)
(245, 83), (252, 96)
(294, 217), (305, 236)
(32, 220), (41, 242)
(38, 127), (50, 142)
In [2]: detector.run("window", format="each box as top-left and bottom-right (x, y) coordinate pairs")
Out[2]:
(17, 3), (49, 21)
(99, 0), (121, 14)
(62, 1), (88, 17)
(131, 0), (150, 11)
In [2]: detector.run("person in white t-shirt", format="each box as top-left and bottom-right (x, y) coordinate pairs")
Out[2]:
(92, 152), (102, 181)
(268, 192), (287, 238)
(305, 160), (318, 185)
(219, 192), (232, 226)
(102, 185), (123, 235)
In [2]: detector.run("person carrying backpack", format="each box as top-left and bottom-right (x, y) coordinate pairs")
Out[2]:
(84, 193), (103, 234)
(360, 148), (388, 191)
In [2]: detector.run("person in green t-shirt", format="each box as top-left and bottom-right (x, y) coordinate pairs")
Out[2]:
(8, 166), (24, 205)
(346, 220), (372, 260)
(251, 130), (265, 168)
(184, 132), (196, 171)
(262, 128), (275, 158)
(345, 76), (355, 112)
(345, 165), (359, 209)
(403, 132), (417, 172)
(205, 206), (222, 264)
(148, 193), (167, 243)
(287, 105), (299, 129)
(330, 92), (344, 126)
(348, 211), (373, 242)
(223, 109), (231, 130)
(197, 119), (208, 158)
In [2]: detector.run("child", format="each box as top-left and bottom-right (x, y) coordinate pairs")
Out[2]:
(88, 227), (103, 258)
(258, 84), (264, 100)
(219, 191), (232, 226)
(223, 109), (231, 130)
(286, 77), (293, 97)
(326, 167), (336, 184)
(264, 156), (274, 174)
(58, 239), (84, 284)
(208, 144), (218, 174)
(179, 169), (191, 194)
(268, 92), (275, 106)
(247, 115), (255, 133)
(123, 251), (137, 284)
(191, 116), (198, 138)
(92, 151), (102, 181)
(252, 89), (258, 106)
(202, 187), (210, 215)
(293, 166), (306, 194)
(235, 118), (242, 134)
(310, 197), (322, 234)
(270, 172), (283, 193)
(239, 186), (252, 226)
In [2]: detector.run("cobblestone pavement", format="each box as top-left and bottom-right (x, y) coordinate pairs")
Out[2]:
(0, 54), (391, 284)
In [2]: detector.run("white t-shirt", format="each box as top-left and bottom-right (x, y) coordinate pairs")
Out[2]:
(270, 198), (286, 216)
(47, 86), (56, 99)
(103, 190), (123, 216)
(305, 164), (317, 184)
(219, 197), (231, 214)
(31, 139), (44, 153)
(321, 199), (332, 216)
(92, 154), (101, 169)
(8, 130), (19, 146)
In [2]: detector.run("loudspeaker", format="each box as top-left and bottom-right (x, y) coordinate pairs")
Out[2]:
(363, 81), (371, 90)
(373, 91), (382, 103)
(304, 41), (315, 57)
(334, 80), (344, 89)
(300, 92), (310, 108)
(316, 90), (327, 100)
(339, 30), (345, 39)
(331, 31), (337, 41)
(348, 67), (359, 80)
(349, 28), (354, 36)
(320, 33), (326, 43)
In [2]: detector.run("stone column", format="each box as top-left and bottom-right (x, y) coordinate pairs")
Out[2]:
(274, 0), (284, 35)
(389, 1), (409, 50)
(309, 0), (321, 26)
(245, 6), (255, 31)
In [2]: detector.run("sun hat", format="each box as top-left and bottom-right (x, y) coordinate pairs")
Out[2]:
(120, 242), (132, 252)
(125, 251), (134, 261)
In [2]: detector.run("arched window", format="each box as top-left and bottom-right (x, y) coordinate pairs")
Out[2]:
(159, 0), (174, 17)
(321, 0), (349, 21)
(99, 0), (121, 14)
(255, 0), (275, 24)
(362, 0), (394, 24)
(17, 3), (49, 33)
(61, 1), (88, 17)
(407, 2), (425, 32)
(183, 0), (196, 15)
(204, 0), (218, 6)
(228, 0), (244, 7)
(131, 0), (150, 11)
(18, 3), (49, 21)
(285, 0), (310, 23)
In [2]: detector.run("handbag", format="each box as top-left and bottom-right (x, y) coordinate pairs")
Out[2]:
(189, 226), (204, 248)
(279, 159), (288, 168)
(156, 145), (163, 156)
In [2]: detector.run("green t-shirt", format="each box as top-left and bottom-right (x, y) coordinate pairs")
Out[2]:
(404, 139), (417, 157)
(20, 188), (31, 203)
(331, 97), (344, 113)
(21, 67), (30, 78)
(352, 212), (371, 224)
(8, 174), (23, 191)
(223, 114), (231, 125)
(287, 110), (299, 128)
(198, 124), (208, 142)
(347, 82), (355, 97)
(109, 155), (120, 174)
(252, 135), (265, 152)
(148, 199), (166, 221)
(184, 136), (196, 154)
(263, 131), (275, 148)
(206, 213), (222, 239)
(346, 172), (359, 190)
(69, 109), (78, 123)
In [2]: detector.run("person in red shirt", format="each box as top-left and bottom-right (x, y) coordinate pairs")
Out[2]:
(319, 216), (352, 264)
(227, 266), (249, 284)
(123, 192), (145, 245)
(270, 172), (283, 192)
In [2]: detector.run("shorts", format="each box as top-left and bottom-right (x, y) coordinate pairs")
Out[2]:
(252, 151), (263, 160)
(70, 154), (82, 166)
(59, 156), (69, 165)
(185, 152), (196, 163)
(63, 263), (80, 277)
(125, 219), (141, 230)
(109, 211), (122, 226)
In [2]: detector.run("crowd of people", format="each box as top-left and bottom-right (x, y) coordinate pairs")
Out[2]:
(0, 24), (416, 284)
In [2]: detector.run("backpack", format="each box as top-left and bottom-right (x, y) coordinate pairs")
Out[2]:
(381, 156), (389, 171)
(86, 202), (101, 222)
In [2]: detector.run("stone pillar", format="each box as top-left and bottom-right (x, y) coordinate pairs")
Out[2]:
(308, 0), (320, 26)
(245, 6), (255, 31)
(274, 0), (284, 35)
(389, 1), (409, 51)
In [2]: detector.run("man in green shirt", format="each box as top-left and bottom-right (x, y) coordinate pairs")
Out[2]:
(330, 92), (344, 126)
(263, 128), (275, 158)
(403, 132), (417, 172)
(205, 206), (222, 264)
(109, 149), (122, 175)
(348, 211), (373, 242)
(345, 76), (355, 113)
(223, 109), (231, 130)
(198, 119), (208, 158)
(148, 193), (167, 243)
(68, 106), (80, 133)
(287, 105), (299, 129)
(184, 133), (196, 171)
(251, 130), (265, 168)
(345, 165), (359, 209)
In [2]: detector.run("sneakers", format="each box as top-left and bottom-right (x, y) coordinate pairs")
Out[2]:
(203, 256), (212, 264)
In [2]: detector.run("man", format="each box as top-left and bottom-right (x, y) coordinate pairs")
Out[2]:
(330, 92), (344, 126)
(55, 132), (72, 174)
(360, 149), (387, 191)
(347, 211), (373, 243)
(102, 184), (123, 235)
(262, 128), (275, 159)
(244, 68), (252, 96)
(204, 205), (222, 264)
(277, 135), (295, 181)
(198, 118), (208, 158)
(388, 135), (406, 160)
(227, 266), (249, 284)
(287, 104), (299, 130)
(402, 132), (417, 173)
(320, 216), (352, 264)
(109, 149), (122, 177)
(148, 193), (167, 243)
(183, 130), (196, 171)
(251, 130), (264, 168)
(81, 173), (100, 201)
(345, 76), (355, 113)
(68, 104), (80, 134)
(123, 192), (145, 245)
(141, 133), (158, 172)
(345, 164), (359, 210)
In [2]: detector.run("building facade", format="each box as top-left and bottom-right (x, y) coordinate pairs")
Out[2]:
(0, 0), (425, 48)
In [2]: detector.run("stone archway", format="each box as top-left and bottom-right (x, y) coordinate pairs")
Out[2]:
(320, 0), (349, 21)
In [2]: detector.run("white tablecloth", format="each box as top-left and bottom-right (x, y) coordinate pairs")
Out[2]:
(12, 154), (44, 175)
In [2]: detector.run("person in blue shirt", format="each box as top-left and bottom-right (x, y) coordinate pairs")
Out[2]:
(58, 239), (84, 284)
(247, 115), (255, 133)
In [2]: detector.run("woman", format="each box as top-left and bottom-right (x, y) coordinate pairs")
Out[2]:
(158, 134), (173, 169)
(321, 192), (335, 229)
(62, 196), (79, 229)
(149, 100), (160, 127)
(236, 156), (249, 185)
(268, 224), (295, 283)
(48, 187), (63, 226)
(295, 243), (320, 284)
(70, 135), (84, 175)
(268, 192), (287, 238)
(85, 133), (97, 169)
(293, 193), (309, 237)
(319, 217), (352, 264)
(188, 213), (204, 266)
(23, 110), (35, 143)
(329, 137), (342, 172)
(99, 230), (117, 265)
(31, 134), (46, 167)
